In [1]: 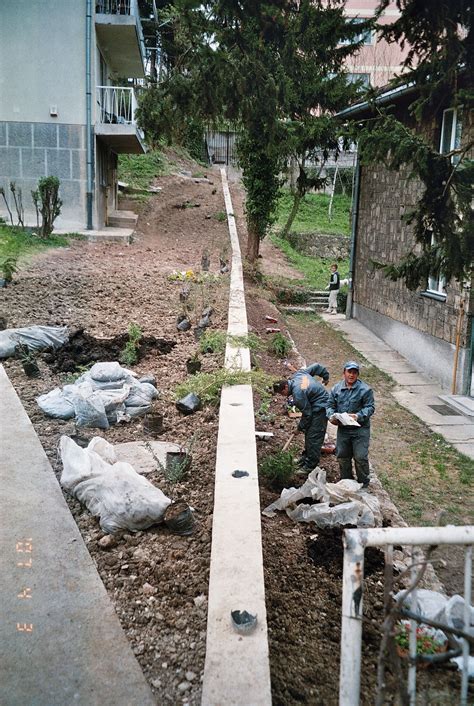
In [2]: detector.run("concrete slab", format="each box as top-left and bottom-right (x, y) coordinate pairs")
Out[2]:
(201, 170), (271, 705)
(453, 443), (474, 458)
(55, 227), (134, 244)
(428, 425), (474, 442)
(392, 373), (438, 386)
(0, 365), (155, 706)
(114, 440), (181, 474)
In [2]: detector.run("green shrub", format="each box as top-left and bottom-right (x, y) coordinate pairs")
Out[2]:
(175, 368), (275, 406)
(1, 256), (18, 283)
(337, 285), (348, 312)
(268, 332), (292, 357)
(120, 323), (143, 366)
(260, 450), (296, 490)
(199, 330), (263, 355)
(35, 176), (62, 237)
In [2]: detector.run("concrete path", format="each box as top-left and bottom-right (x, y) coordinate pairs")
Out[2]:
(0, 365), (155, 706)
(320, 313), (474, 460)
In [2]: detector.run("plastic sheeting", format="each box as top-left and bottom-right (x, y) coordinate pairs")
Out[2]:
(262, 468), (382, 529)
(0, 325), (69, 358)
(37, 361), (158, 428)
(60, 435), (171, 534)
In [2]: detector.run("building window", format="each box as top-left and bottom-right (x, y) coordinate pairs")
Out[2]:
(440, 107), (463, 163)
(424, 235), (447, 300)
(342, 18), (374, 46)
(347, 73), (371, 88)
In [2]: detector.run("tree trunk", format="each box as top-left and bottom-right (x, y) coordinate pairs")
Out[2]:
(281, 191), (302, 240)
(246, 221), (260, 262)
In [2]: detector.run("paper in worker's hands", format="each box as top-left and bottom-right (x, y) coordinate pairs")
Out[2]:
(331, 412), (361, 427)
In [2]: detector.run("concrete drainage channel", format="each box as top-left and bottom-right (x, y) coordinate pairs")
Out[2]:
(201, 169), (272, 705)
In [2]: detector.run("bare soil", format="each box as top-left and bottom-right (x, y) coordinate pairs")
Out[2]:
(1, 160), (467, 705)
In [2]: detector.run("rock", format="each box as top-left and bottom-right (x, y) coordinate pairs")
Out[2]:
(133, 643), (145, 655)
(98, 534), (117, 550)
(193, 594), (207, 609)
(151, 678), (162, 688)
(185, 671), (196, 682)
(142, 582), (157, 596)
(178, 681), (191, 692)
(133, 547), (149, 563)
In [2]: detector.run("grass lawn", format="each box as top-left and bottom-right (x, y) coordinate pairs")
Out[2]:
(0, 225), (81, 274)
(269, 233), (350, 290)
(118, 150), (170, 191)
(274, 190), (351, 236)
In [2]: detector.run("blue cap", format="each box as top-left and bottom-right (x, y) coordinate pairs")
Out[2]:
(344, 360), (360, 371)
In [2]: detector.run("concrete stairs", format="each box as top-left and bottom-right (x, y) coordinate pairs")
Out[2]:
(307, 290), (330, 308)
(279, 290), (329, 315)
(107, 210), (138, 229)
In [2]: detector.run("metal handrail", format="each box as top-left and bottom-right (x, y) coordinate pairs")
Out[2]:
(96, 86), (136, 125)
(340, 526), (474, 706)
(95, 0), (133, 15)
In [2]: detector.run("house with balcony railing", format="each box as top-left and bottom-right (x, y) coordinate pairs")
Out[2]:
(0, 0), (147, 232)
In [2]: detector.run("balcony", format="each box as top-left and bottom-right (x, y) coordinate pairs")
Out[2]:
(95, 0), (146, 78)
(95, 86), (146, 154)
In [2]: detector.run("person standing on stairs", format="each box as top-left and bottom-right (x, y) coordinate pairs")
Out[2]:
(326, 263), (340, 314)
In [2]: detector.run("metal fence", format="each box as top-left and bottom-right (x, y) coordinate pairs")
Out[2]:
(340, 526), (474, 706)
(96, 86), (137, 124)
(205, 130), (239, 166)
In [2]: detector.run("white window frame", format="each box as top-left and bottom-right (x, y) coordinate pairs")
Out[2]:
(425, 234), (446, 299)
(341, 18), (374, 46)
(439, 106), (463, 163)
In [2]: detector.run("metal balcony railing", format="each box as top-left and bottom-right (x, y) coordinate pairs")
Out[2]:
(95, 0), (138, 16)
(96, 86), (137, 125)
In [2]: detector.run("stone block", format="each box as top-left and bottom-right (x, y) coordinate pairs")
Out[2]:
(0, 147), (21, 178)
(58, 124), (84, 149)
(34, 123), (58, 148)
(8, 122), (32, 147)
(71, 149), (86, 180)
(21, 148), (46, 179)
(0, 123), (6, 146)
(46, 149), (71, 179)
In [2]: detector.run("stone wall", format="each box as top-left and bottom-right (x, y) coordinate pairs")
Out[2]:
(287, 232), (350, 261)
(0, 121), (87, 230)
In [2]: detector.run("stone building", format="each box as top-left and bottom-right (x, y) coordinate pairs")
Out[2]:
(339, 84), (473, 397)
(0, 0), (147, 232)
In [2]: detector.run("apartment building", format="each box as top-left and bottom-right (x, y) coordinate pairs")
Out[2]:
(344, 0), (409, 88)
(0, 0), (146, 232)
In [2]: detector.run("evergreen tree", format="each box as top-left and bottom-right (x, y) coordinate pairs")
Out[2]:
(136, 0), (362, 261)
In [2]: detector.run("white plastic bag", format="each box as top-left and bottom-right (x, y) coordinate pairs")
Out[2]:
(0, 325), (68, 358)
(60, 436), (171, 534)
(287, 500), (375, 529)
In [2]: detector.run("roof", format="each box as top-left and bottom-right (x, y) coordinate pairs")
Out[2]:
(336, 81), (417, 119)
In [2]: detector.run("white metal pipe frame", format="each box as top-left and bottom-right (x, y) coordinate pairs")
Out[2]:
(339, 525), (474, 706)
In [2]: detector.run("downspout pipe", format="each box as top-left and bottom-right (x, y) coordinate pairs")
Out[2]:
(346, 152), (361, 319)
(86, 0), (93, 230)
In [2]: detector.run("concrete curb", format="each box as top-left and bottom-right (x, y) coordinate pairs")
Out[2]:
(201, 170), (272, 705)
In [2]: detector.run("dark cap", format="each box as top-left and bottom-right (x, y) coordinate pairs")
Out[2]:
(344, 360), (360, 371)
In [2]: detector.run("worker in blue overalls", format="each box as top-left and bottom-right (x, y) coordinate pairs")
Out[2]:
(274, 362), (329, 472)
(327, 361), (375, 487)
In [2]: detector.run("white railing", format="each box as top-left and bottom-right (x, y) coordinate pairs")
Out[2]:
(340, 526), (474, 706)
(96, 86), (137, 125)
(95, 0), (138, 16)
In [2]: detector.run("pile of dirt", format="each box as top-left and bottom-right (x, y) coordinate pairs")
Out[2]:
(43, 329), (176, 373)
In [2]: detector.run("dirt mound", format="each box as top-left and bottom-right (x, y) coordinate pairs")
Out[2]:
(43, 329), (176, 373)
(307, 528), (385, 578)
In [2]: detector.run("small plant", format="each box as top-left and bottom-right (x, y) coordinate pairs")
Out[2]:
(14, 343), (40, 378)
(199, 329), (227, 354)
(0, 186), (14, 226)
(165, 433), (198, 484)
(337, 285), (348, 313)
(175, 368), (275, 407)
(35, 176), (62, 237)
(119, 323), (143, 366)
(257, 399), (275, 423)
(1, 256), (18, 284)
(213, 211), (227, 222)
(394, 621), (446, 656)
(9, 182), (24, 228)
(268, 332), (292, 358)
(260, 450), (296, 490)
